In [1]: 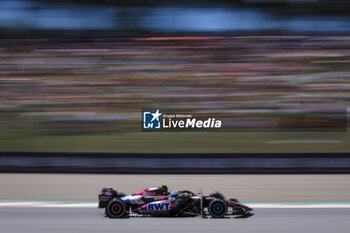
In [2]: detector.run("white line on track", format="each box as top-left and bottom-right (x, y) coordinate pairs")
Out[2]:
(249, 204), (350, 208)
(0, 202), (98, 208)
(267, 140), (342, 144)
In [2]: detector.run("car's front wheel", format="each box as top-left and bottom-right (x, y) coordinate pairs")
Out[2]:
(208, 199), (227, 218)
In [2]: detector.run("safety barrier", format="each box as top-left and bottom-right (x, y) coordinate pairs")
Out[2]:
(0, 152), (349, 174)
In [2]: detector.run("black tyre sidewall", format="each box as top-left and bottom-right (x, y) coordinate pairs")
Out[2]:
(106, 199), (126, 218)
(208, 199), (227, 218)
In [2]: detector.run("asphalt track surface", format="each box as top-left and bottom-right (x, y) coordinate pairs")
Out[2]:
(1, 207), (350, 233)
(1, 174), (350, 202)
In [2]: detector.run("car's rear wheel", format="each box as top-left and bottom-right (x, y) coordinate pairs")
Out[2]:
(208, 199), (227, 218)
(106, 199), (127, 218)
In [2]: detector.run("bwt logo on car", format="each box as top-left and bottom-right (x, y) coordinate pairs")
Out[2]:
(147, 202), (170, 211)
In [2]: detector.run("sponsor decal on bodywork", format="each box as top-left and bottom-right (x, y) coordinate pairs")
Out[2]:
(147, 201), (171, 211)
(120, 195), (144, 204)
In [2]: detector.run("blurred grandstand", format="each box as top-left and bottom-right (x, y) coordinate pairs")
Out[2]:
(0, 0), (349, 153)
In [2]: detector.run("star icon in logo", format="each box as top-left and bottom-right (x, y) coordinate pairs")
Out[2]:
(151, 109), (161, 122)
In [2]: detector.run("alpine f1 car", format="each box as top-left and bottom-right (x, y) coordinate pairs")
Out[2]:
(98, 185), (253, 218)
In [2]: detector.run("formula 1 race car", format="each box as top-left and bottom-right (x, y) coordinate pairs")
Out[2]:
(98, 185), (253, 218)
(98, 185), (169, 208)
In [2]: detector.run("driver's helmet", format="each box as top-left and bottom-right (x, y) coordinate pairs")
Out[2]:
(168, 190), (178, 202)
(169, 190), (178, 196)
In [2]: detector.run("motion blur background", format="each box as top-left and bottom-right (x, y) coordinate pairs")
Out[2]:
(0, 0), (350, 208)
(1, 6), (350, 233)
(0, 0), (349, 153)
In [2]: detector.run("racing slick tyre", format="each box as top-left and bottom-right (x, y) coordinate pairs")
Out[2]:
(208, 192), (225, 200)
(208, 199), (227, 218)
(106, 199), (127, 218)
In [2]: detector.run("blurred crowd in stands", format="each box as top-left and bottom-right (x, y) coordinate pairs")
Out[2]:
(0, 33), (348, 136)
